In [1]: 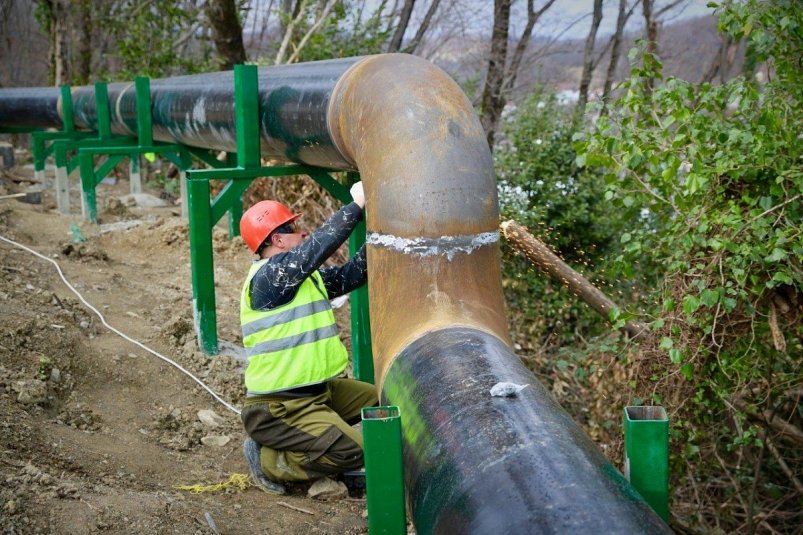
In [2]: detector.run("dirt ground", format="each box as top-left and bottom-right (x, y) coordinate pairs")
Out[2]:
(0, 159), (371, 534)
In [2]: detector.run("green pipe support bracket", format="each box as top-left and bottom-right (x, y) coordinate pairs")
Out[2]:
(624, 405), (670, 522)
(78, 77), (195, 222)
(30, 85), (94, 177)
(185, 65), (373, 378)
(362, 406), (406, 535)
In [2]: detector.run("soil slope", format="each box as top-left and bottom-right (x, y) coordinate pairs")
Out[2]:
(0, 166), (368, 534)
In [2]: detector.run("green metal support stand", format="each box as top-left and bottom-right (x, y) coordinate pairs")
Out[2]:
(348, 174), (374, 384)
(77, 77), (207, 222)
(52, 82), (137, 214)
(362, 406), (406, 535)
(624, 406), (670, 522)
(30, 85), (94, 184)
(185, 64), (373, 366)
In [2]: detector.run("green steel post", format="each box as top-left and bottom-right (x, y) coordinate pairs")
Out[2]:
(624, 406), (669, 522)
(135, 77), (153, 146)
(234, 64), (260, 169)
(187, 178), (219, 354)
(350, 218), (374, 383)
(362, 406), (406, 535)
(94, 82), (111, 140)
(32, 134), (46, 175)
(228, 200), (243, 239)
(79, 150), (98, 223)
(60, 85), (74, 133)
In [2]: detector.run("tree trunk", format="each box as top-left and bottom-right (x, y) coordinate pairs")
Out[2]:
(35, 0), (69, 85)
(502, 220), (647, 339)
(52, 0), (70, 85)
(74, 0), (92, 85)
(577, 0), (603, 114)
(405, 0), (442, 54)
(643, 0), (657, 56)
(36, 0), (57, 86)
(387, 0), (415, 52)
(503, 0), (557, 94)
(275, 0), (308, 64)
(206, 0), (248, 71)
(601, 0), (631, 110)
(479, 0), (511, 150)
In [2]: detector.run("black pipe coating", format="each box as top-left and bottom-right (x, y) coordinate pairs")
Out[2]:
(381, 327), (671, 534)
(0, 87), (62, 130)
(68, 57), (363, 169)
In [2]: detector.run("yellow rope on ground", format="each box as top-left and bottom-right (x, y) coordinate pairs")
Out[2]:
(174, 473), (251, 493)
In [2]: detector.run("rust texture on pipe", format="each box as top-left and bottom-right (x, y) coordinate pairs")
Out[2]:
(502, 219), (648, 338)
(328, 54), (510, 388)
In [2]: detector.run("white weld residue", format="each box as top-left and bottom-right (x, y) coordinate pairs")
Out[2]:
(368, 231), (499, 261)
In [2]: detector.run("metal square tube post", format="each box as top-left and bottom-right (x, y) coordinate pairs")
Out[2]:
(362, 406), (406, 534)
(624, 406), (670, 522)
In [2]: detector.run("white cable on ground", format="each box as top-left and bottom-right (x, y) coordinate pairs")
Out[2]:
(0, 234), (241, 416)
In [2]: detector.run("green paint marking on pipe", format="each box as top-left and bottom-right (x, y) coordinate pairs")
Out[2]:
(362, 406), (406, 535)
(624, 406), (670, 522)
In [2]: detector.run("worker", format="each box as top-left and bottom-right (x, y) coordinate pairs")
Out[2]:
(238, 181), (377, 495)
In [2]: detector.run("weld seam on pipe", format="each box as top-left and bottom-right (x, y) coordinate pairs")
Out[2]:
(366, 231), (499, 260)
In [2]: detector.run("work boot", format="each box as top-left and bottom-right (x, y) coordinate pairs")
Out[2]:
(342, 467), (366, 491)
(243, 438), (286, 495)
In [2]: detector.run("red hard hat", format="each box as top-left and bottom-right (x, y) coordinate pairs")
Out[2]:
(240, 200), (302, 253)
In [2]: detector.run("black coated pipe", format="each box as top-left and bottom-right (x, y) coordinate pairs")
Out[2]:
(0, 87), (62, 130)
(382, 327), (670, 533)
(0, 55), (670, 533)
(70, 58), (362, 169)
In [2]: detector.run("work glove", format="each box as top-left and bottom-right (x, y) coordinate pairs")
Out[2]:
(350, 181), (365, 208)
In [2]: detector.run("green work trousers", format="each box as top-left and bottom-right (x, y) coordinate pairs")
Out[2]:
(241, 378), (378, 482)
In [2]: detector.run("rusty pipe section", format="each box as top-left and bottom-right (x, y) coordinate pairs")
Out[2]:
(0, 55), (669, 532)
(328, 54), (510, 388)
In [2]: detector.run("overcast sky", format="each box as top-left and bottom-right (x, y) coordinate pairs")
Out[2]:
(246, 0), (719, 43)
(410, 0), (718, 40)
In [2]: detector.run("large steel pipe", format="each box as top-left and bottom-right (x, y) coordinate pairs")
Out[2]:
(0, 55), (670, 533)
(329, 54), (669, 533)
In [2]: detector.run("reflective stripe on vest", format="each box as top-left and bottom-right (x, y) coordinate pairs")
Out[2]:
(240, 260), (348, 395)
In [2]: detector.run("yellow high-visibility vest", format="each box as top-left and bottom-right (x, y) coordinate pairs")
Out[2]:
(240, 259), (347, 395)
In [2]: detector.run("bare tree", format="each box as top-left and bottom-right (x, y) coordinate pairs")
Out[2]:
(642, 0), (657, 55)
(206, 0), (248, 70)
(286, 0), (337, 63)
(577, 0), (604, 113)
(387, 0), (415, 52)
(404, 0), (442, 54)
(503, 0), (557, 94)
(479, 0), (511, 149)
(35, 0), (70, 85)
(275, 0), (308, 64)
(602, 0), (640, 108)
(701, 34), (737, 84)
(74, 0), (92, 85)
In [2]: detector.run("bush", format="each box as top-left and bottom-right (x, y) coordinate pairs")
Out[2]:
(575, 1), (802, 531)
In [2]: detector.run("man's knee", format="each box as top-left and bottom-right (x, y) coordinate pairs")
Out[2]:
(315, 434), (364, 471)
